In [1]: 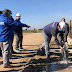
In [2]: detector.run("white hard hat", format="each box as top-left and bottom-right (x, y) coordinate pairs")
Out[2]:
(59, 22), (66, 29)
(16, 13), (21, 17)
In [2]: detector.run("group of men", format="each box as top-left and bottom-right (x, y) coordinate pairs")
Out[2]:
(0, 9), (69, 68)
(0, 9), (30, 68)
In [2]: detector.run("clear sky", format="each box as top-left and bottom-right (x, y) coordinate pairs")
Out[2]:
(0, 0), (72, 29)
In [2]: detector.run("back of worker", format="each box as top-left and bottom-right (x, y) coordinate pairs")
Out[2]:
(0, 14), (14, 41)
(0, 9), (14, 68)
(43, 22), (59, 36)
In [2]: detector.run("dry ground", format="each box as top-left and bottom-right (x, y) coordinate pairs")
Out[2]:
(0, 33), (72, 72)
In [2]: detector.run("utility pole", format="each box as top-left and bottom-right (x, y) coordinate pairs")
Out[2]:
(70, 20), (71, 33)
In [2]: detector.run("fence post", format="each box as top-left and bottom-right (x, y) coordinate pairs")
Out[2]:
(70, 20), (71, 33)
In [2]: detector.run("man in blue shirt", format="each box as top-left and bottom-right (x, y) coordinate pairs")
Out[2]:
(0, 9), (30, 68)
(14, 13), (30, 51)
(0, 9), (13, 68)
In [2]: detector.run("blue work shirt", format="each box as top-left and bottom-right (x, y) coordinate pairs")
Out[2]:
(0, 14), (27, 42)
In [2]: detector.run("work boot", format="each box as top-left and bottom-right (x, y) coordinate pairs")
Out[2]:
(46, 54), (50, 61)
(39, 47), (44, 51)
(15, 49), (20, 52)
(19, 47), (23, 49)
(12, 51), (17, 54)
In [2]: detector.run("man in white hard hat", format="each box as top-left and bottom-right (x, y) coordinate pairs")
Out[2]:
(61, 18), (69, 41)
(38, 21), (68, 60)
(14, 13), (30, 51)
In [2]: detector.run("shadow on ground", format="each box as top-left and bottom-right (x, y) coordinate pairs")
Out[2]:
(22, 44), (41, 46)
(0, 61), (3, 65)
(10, 49), (37, 59)
(21, 58), (72, 72)
(1, 48), (72, 72)
(21, 49), (72, 72)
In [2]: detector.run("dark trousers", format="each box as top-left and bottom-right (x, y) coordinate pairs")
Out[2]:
(0, 48), (2, 56)
(15, 34), (23, 49)
(11, 40), (13, 52)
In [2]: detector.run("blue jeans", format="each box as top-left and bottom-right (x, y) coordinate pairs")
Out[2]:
(40, 31), (52, 56)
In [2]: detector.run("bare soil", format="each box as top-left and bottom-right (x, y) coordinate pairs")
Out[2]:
(0, 33), (72, 72)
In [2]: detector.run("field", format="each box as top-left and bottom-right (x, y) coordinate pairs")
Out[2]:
(0, 33), (72, 72)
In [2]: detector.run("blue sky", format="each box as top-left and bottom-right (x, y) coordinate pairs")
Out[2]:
(0, 0), (72, 29)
